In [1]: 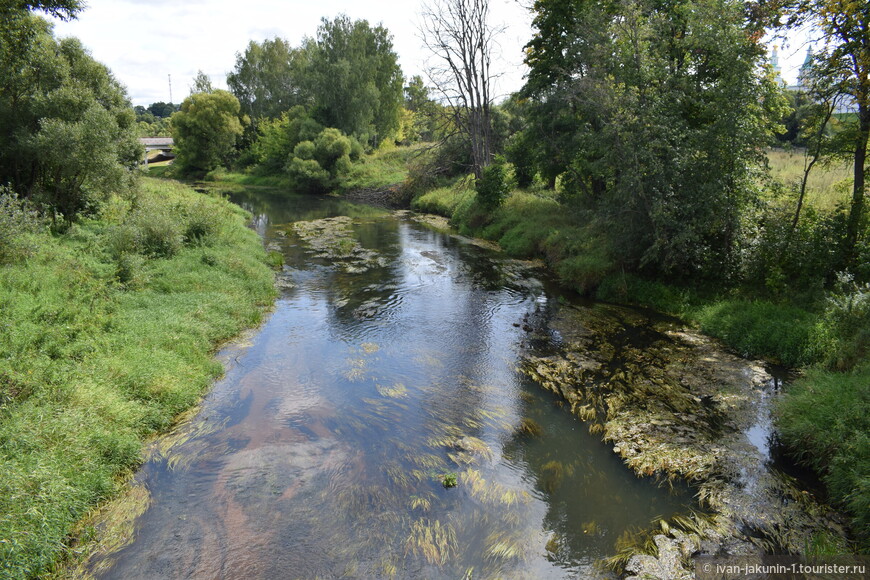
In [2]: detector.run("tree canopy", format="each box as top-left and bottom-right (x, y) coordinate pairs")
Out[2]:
(518, 0), (786, 278)
(171, 90), (247, 174)
(226, 16), (404, 148)
(0, 11), (140, 219)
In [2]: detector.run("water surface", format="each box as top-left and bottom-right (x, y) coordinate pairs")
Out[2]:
(95, 189), (692, 579)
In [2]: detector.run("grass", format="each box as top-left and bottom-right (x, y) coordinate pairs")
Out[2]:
(766, 148), (854, 211)
(0, 177), (275, 578)
(338, 143), (422, 192)
(413, 182), (616, 293)
(776, 364), (870, 551)
(192, 143), (424, 195)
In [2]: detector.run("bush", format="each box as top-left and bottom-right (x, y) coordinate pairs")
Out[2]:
(475, 156), (511, 209)
(183, 200), (226, 245)
(808, 272), (870, 370)
(0, 187), (43, 263)
(743, 199), (850, 295)
(505, 132), (536, 188)
(285, 128), (356, 194)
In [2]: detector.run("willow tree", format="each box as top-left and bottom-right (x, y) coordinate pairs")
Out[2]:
(172, 90), (247, 174)
(421, 0), (502, 179)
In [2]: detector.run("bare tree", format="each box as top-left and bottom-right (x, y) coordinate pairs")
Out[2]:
(421, 0), (503, 179)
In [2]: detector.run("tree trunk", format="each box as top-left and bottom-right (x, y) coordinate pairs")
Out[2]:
(844, 103), (869, 268)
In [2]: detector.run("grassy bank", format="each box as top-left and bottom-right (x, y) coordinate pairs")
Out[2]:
(409, 171), (869, 551)
(0, 178), (275, 578)
(189, 141), (420, 194)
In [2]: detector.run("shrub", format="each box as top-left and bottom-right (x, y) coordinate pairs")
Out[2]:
(742, 199), (850, 295)
(475, 156), (511, 209)
(0, 187), (43, 263)
(114, 252), (149, 288)
(183, 200), (226, 245)
(808, 272), (870, 370)
(505, 132), (536, 188)
(131, 208), (183, 258)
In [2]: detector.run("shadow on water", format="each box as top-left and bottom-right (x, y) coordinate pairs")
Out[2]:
(90, 188), (695, 579)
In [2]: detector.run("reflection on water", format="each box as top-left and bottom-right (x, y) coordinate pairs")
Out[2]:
(94, 189), (691, 579)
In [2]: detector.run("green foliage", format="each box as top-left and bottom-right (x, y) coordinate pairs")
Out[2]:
(505, 131), (536, 188)
(251, 106), (324, 173)
(475, 156), (511, 209)
(0, 178), (275, 577)
(0, 14), (141, 220)
(0, 187), (43, 263)
(172, 90), (247, 175)
(284, 127), (357, 193)
(808, 273), (870, 370)
(520, 0), (786, 280)
(693, 300), (817, 367)
(303, 15), (404, 146)
(337, 143), (417, 193)
(442, 472), (458, 488)
(595, 274), (697, 315)
(776, 365), (870, 551)
(227, 18), (404, 150)
(411, 180), (475, 217)
(743, 199), (849, 295)
(403, 75), (442, 143)
(227, 37), (304, 123)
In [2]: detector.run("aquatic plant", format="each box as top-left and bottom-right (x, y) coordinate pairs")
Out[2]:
(404, 518), (457, 566)
(516, 417), (543, 437)
(442, 472), (458, 488)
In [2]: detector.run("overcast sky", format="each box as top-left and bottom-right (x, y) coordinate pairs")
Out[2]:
(49, 0), (811, 108)
(49, 0), (532, 106)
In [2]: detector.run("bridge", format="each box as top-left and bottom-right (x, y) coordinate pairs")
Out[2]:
(139, 137), (174, 166)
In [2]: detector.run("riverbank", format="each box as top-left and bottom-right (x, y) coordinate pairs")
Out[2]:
(0, 178), (275, 578)
(521, 305), (849, 577)
(408, 179), (869, 559)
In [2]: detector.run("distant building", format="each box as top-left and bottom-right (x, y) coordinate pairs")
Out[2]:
(770, 45), (856, 115)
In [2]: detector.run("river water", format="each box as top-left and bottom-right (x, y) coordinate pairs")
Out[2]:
(93, 189), (693, 579)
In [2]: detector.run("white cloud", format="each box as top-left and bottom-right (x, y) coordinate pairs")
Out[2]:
(50, 0), (531, 106)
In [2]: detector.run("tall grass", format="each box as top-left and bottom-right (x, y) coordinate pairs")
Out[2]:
(0, 178), (275, 578)
(766, 148), (854, 212)
(777, 365), (870, 551)
(338, 143), (422, 192)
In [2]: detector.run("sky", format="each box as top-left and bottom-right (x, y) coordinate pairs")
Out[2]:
(49, 0), (533, 107)
(49, 0), (813, 108)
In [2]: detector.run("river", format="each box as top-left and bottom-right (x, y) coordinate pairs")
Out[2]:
(89, 188), (695, 579)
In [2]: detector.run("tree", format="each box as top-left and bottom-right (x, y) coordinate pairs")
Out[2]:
(0, 12), (140, 220)
(519, 0), (785, 278)
(421, 0), (501, 179)
(171, 90), (247, 174)
(403, 75), (443, 142)
(147, 101), (178, 118)
(302, 15), (404, 146)
(227, 37), (304, 123)
(190, 69), (213, 94)
(786, 0), (869, 269)
(0, 0), (83, 20)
